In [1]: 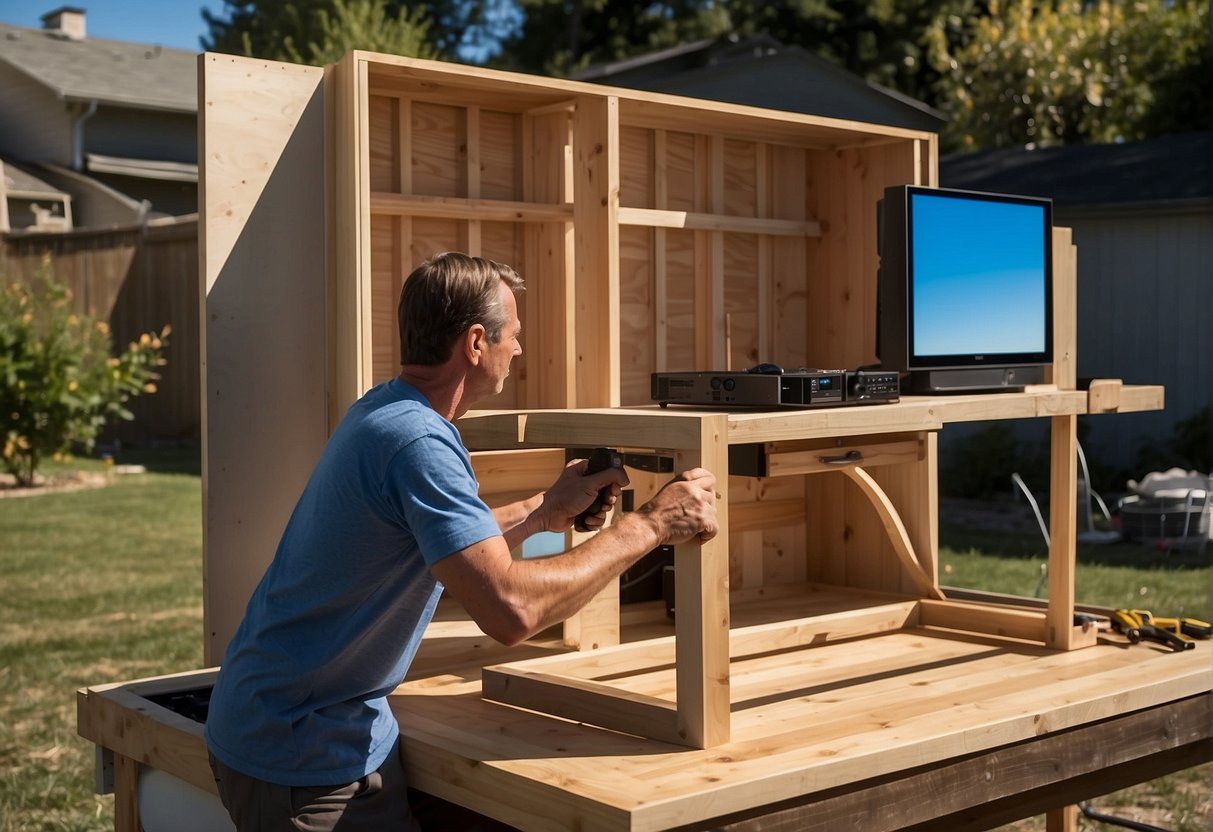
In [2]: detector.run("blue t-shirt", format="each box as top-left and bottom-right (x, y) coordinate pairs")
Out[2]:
(204, 378), (500, 786)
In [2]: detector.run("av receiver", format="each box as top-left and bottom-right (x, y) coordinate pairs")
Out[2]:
(651, 367), (899, 409)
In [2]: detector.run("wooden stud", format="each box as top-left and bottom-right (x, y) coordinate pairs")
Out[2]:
(654, 129), (669, 372)
(572, 95), (620, 407)
(464, 105), (482, 256)
(1049, 226), (1077, 390)
(113, 754), (140, 832)
(1046, 414), (1079, 649)
(673, 413), (731, 747)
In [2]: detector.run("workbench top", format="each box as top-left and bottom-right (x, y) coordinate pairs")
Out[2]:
(393, 589), (1211, 832)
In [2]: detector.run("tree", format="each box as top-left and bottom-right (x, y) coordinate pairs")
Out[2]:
(926, 0), (1211, 151)
(203, 0), (440, 64)
(0, 267), (168, 488)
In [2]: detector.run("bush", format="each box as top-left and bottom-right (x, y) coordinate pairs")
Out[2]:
(0, 264), (168, 486)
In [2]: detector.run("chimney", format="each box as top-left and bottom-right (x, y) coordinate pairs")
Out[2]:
(41, 7), (87, 41)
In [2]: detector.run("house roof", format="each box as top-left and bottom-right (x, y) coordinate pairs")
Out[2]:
(940, 132), (1212, 208)
(2, 157), (70, 199)
(0, 20), (196, 113)
(572, 34), (947, 133)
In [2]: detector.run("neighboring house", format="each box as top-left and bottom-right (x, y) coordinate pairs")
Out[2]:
(941, 132), (1213, 477)
(572, 34), (947, 133)
(0, 6), (198, 229)
(0, 158), (72, 232)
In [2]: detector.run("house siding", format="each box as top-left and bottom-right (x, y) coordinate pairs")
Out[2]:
(87, 106), (197, 163)
(1068, 203), (1213, 471)
(0, 61), (72, 164)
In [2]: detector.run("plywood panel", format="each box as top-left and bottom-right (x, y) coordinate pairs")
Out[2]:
(370, 214), (402, 382)
(619, 125), (653, 209)
(664, 228), (696, 371)
(368, 94), (399, 192)
(409, 217), (462, 265)
(723, 233), (760, 370)
(619, 225), (654, 405)
(411, 101), (466, 197)
(480, 109), (520, 201)
(723, 139), (757, 218)
(200, 53), (329, 663)
(770, 145), (809, 369)
(664, 131), (697, 213)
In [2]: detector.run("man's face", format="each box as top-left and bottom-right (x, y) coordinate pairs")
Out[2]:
(479, 281), (522, 397)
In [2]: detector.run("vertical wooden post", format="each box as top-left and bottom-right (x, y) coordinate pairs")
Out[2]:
(1046, 805), (1079, 832)
(1048, 227), (1077, 389)
(1046, 413), (1078, 649)
(465, 106), (482, 256)
(572, 95), (620, 407)
(674, 414), (731, 747)
(113, 754), (140, 832)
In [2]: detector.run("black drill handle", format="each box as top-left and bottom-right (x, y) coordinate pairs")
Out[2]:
(574, 447), (623, 532)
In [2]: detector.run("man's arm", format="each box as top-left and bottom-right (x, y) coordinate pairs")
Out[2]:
(490, 459), (628, 550)
(432, 469), (718, 646)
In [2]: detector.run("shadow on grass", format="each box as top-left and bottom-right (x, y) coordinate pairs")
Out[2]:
(113, 442), (202, 477)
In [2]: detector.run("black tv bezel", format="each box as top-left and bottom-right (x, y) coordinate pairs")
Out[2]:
(879, 184), (1055, 378)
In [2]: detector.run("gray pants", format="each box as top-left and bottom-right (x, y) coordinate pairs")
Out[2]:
(208, 739), (421, 832)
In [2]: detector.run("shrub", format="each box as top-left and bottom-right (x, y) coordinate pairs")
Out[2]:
(0, 264), (168, 487)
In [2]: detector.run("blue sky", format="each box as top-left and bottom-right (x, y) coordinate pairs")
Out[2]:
(1, 1), (227, 52)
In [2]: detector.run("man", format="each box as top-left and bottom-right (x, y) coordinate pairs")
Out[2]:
(205, 252), (718, 830)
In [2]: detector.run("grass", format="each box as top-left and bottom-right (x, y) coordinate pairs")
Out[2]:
(940, 512), (1212, 832)
(0, 450), (203, 832)
(0, 454), (1207, 831)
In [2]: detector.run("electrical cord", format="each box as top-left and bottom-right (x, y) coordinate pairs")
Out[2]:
(1079, 801), (1172, 832)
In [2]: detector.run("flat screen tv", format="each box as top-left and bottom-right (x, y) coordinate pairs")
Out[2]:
(877, 185), (1053, 394)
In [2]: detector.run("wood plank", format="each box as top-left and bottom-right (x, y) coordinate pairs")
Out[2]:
(572, 95), (620, 407)
(483, 665), (682, 742)
(200, 53), (330, 663)
(470, 448), (565, 500)
(1086, 378), (1122, 412)
(673, 413), (731, 747)
(113, 754), (140, 832)
(918, 599), (1047, 643)
(617, 207), (821, 237)
(1046, 414), (1078, 649)
(765, 437), (923, 477)
(465, 105), (482, 256)
(370, 192), (572, 223)
(1048, 226), (1077, 389)
(839, 466), (942, 599)
(709, 695), (1212, 832)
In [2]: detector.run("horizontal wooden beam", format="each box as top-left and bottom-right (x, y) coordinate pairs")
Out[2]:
(918, 599), (1048, 644)
(618, 207), (822, 238)
(482, 666), (683, 744)
(370, 192), (572, 223)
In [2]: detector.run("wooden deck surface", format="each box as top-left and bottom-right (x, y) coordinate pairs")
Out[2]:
(393, 591), (1211, 831)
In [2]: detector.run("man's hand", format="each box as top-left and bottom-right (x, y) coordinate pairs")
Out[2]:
(538, 458), (629, 533)
(634, 468), (718, 545)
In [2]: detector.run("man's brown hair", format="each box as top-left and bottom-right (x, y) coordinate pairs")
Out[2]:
(398, 252), (524, 366)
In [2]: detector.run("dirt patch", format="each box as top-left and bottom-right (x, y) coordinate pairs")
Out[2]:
(0, 471), (110, 498)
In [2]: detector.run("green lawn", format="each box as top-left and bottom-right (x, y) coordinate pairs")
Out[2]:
(0, 455), (1207, 831)
(0, 452), (203, 832)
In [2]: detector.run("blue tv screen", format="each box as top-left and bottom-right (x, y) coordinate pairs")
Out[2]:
(910, 189), (1051, 362)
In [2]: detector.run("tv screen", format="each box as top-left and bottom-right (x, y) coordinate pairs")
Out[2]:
(878, 185), (1054, 393)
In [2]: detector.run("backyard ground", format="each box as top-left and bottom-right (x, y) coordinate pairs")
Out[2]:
(0, 451), (1208, 831)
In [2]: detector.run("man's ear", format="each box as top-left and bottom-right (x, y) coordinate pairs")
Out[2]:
(463, 323), (487, 365)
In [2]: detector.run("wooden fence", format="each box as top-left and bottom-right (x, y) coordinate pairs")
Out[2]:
(0, 216), (200, 442)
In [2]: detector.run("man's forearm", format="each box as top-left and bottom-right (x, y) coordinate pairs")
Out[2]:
(493, 493), (545, 550)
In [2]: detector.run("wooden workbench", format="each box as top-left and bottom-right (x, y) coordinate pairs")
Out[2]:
(78, 594), (1212, 831)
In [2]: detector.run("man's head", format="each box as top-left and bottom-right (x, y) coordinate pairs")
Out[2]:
(398, 252), (524, 367)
